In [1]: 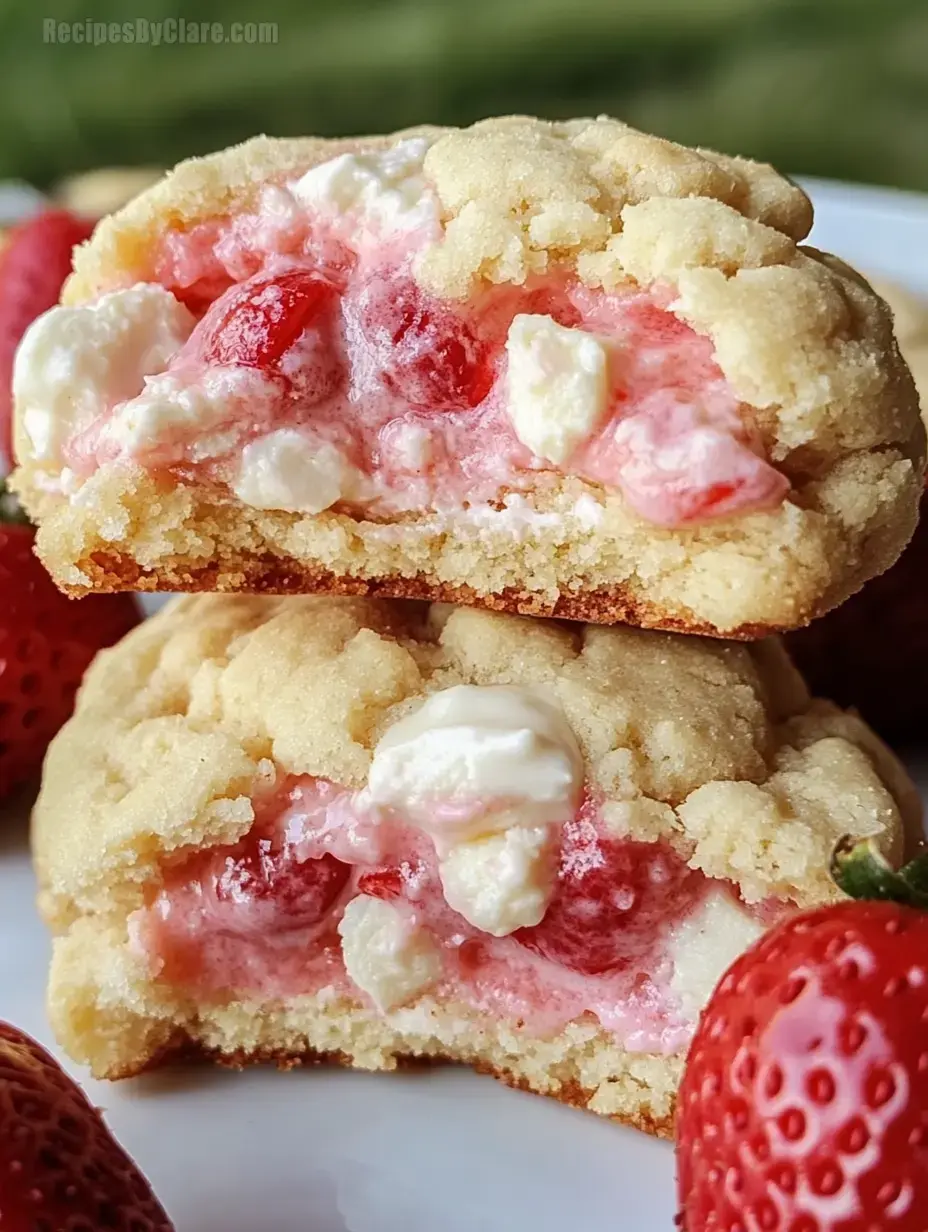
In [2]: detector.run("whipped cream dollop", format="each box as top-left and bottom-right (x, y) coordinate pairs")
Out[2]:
(364, 684), (583, 936)
(13, 284), (194, 468)
(366, 684), (583, 844)
(102, 365), (275, 459)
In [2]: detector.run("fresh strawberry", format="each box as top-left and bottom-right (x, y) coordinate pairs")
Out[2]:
(0, 490), (139, 800)
(677, 837), (928, 1231)
(514, 812), (703, 975)
(0, 209), (95, 466)
(213, 837), (351, 928)
(0, 1020), (173, 1230)
(185, 268), (344, 403)
(356, 274), (495, 410)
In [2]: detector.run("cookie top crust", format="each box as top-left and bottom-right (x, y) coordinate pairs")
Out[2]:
(64, 116), (813, 303)
(34, 595), (917, 931)
(53, 115), (924, 500)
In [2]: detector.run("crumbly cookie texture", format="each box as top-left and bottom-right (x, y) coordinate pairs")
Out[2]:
(60, 118), (814, 305)
(11, 117), (924, 634)
(35, 596), (918, 1101)
(16, 448), (924, 637)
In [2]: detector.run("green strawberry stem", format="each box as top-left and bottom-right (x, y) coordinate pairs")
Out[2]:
(832, 836), (928, 908)
(0, 477), (29, 526)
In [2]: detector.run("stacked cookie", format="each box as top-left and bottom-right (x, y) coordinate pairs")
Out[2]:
(13, 116), (925, 1136)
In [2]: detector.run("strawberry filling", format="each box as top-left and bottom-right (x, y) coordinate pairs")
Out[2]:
(57, 177), (788, 529)
(134, 777), (759, 1052)
(512, 814), (704, 976)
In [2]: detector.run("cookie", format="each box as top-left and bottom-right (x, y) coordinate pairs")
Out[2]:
(787, 278), (928, 739)
(10, 117), (924, 636)
(34, 595), (919, 1135)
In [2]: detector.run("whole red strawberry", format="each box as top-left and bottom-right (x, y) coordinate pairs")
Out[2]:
(0, 1020), (173, 1229)
(0, 208), (95, 467)
(0, 486), (138, 800)
(677, 838), (928, 1231)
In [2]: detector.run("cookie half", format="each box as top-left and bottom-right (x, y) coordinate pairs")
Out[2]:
(34, 595), (920, 1135)
(11, 117), (924, 636)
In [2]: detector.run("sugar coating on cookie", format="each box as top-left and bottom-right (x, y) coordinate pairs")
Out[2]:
(35, 595), (918, 1131)
(11, 116), (924, 636)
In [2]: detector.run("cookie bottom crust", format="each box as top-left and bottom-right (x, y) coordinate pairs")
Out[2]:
(73, 548), (776, 640)
(16, 446), (922, 638)
(48, 919), (681, 1139)
(142, 1035), (678, 1140)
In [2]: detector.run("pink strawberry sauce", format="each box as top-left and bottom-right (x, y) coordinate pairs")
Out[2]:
(133, 777), (748, 1052)
(66, 181), (788, 528)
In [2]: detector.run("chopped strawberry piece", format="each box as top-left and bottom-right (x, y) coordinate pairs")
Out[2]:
(171, 272), (236, 316)
(0, 208), (95, 466)
(214, 837), (350, 928)
(0, 1020), (173, 1230)
(357, 856), (431, 904)
(185, 268), (344, 403)
(201, 270), (335, 367)
(0, 511), (139, 801)
(653, 459), (787, 525)
(157, 219), (239, 315)
(522, 283), (583, 329)
(356, 275), (495, 411)
(514, 815), (702, 975)
(674, 479), (740, 521)
(624, 300), (694, 346)
(611, 402), (790, 527)
(357, 867), (405, 899)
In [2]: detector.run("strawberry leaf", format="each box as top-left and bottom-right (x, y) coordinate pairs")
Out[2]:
(831, 835), (928, 908)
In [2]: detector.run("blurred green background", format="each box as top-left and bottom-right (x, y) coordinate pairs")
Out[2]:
(2, 0), (927, 191)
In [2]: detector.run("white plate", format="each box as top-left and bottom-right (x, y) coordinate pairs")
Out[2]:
(2, 178), (927, 1232)
(803, 177), (928, 294)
